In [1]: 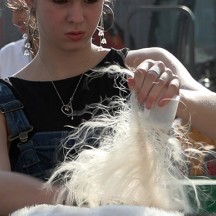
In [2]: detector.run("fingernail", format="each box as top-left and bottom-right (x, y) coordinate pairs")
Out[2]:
(127, 78), (134, 89)
(145, 102), (152, 109)
(158, 99), (167, 107)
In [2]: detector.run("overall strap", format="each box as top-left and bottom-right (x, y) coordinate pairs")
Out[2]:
(0, 81), (33, 142)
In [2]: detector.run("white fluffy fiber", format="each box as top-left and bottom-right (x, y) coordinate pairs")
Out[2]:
(48, 91), (192, 213)
(11, 204), (185, 216)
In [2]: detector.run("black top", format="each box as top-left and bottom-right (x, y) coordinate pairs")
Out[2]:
(7, 48), (130, 133)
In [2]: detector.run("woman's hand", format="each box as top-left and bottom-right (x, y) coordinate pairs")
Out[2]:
(127, 59), (180, 109)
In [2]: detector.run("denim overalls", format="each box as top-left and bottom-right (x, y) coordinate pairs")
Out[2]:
(0, 81), (75, 180)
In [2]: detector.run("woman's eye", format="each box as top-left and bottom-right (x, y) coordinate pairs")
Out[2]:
(84, 0), (99, 4)
(53, 0), (68, 4)
(52, 0), (99, 5)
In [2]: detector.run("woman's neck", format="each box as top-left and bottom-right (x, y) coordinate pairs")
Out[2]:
(19, 44), (110, 81)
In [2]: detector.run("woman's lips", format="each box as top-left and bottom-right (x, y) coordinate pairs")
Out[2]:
(65, 31), (84, 41)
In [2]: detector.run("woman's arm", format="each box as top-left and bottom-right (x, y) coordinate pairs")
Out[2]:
(177, 89), (216, 139)
(0, 114), (11, 171)
(125, 47), (216, 139)
(0, 170), (57, 215)
(126, 47), (209, 91)
(0, 114), (57, 215)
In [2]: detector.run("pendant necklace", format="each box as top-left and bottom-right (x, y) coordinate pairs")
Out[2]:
(51, 72), (85, 120)
(44, 56), (91, 120)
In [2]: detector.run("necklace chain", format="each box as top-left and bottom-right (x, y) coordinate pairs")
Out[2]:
(40, 54), (91, 120)
(51, 71), (85, 119)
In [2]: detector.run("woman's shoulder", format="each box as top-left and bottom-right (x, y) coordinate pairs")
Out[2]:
(98, 47), (129, 68)
(0, 78), (22, 97)
(107, 47), (129, 59)
(0, 78), (13, 90)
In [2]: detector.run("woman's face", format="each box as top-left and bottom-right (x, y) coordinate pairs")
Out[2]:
(29, 0), (104, 52)
(8, 0), (28, 34)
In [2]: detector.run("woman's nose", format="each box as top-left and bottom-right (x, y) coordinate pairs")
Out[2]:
(67, 2), (85, 23)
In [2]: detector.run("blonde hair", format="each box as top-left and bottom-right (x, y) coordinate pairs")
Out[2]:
(7, 0), (28, 11)
(6, 0), (38, 56)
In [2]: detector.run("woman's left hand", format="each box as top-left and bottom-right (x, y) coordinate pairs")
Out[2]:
(127, 59), (180, 109)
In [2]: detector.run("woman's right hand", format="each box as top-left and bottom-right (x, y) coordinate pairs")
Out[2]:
(128, 59), (180, 109)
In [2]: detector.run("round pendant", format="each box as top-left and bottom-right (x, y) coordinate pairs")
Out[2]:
(61, 104), (73, 117)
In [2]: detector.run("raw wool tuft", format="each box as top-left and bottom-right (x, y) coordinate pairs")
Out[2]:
(10, 66), (216, 216)
(11, 204), (186, 216)
(47, 90), (192, 212)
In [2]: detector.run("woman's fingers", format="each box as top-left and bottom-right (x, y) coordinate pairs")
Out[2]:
(138, 62), (165, 104)
(129, 59), (180, 109)
(144, 68), (172, 109)
(158, 74), (180, 107)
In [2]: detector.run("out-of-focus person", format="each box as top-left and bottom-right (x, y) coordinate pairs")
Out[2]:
(0, 0), (37, 78)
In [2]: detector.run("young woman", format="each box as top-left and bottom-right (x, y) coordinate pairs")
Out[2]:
(0, 0), (216, 215)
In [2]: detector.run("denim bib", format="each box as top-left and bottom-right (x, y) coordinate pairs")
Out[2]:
(0, 82), (75, 180)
